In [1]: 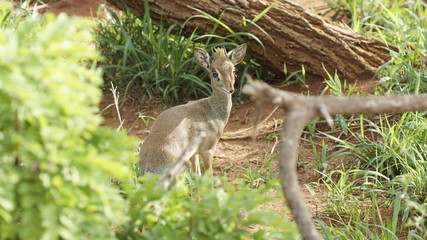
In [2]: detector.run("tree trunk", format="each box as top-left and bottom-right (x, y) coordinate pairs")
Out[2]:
(107, 0), (393, 83)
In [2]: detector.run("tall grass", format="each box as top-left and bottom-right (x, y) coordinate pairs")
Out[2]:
(325, 113), (427, 200)
(307, 169), (405, 239)
(94, 0), (274, 103)
(307, 0), (427, 238)
(1, 0), (37, 28)
(95, 3), (210, 103)
(318, 0), (427, 38)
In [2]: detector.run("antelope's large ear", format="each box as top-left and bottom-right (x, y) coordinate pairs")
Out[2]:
(230, 43), (247, 65)
(194, 47), (210, 69)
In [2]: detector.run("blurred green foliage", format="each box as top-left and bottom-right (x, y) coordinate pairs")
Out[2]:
(0, 3), (299, 240)
(0, 2), (136, 239)
(120, 174), (298, 240)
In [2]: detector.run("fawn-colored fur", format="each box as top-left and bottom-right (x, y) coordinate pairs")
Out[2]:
(138, 44), (247, 176)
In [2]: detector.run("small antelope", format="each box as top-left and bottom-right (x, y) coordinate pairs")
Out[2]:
(138, 43), (247, 176)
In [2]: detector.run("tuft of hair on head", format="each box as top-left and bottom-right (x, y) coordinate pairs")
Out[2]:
(213, 47), (230, 62)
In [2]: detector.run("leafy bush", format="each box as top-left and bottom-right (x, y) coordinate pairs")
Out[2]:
(0, 4), (136, 239)
(0, 6), (299, 240)
(119, 174), (298, 239)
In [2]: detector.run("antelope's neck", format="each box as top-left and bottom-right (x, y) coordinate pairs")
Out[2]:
(209, 90), (233, 122)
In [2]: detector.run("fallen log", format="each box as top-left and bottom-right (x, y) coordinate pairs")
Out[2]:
(107, 0), (394, 82)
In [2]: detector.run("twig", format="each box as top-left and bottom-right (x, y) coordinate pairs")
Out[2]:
(242, 75), (427, 240)
(110, 82), (125, 132)
(221, 106), (279, 139)
(221, 124), (282, 140)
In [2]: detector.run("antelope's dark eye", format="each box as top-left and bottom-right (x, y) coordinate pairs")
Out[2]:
(233, 69), (237, 77)
(212, 69), (219, 79)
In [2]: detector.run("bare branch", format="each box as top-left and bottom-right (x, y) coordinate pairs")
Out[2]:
(280, 110), (321, 240)
(243, 75), (427, 240)
(158, 132), (206, 190)
(221, 106), (279, 140)
(243, 77), (427, 115)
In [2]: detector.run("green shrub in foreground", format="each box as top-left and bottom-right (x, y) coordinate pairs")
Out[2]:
(0, 6), (136, 240)
(0, 6), (299, 240)
(120, 174), (299, 240)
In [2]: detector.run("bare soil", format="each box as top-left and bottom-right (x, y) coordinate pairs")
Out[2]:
(47, 0), (368, 227)
(44, 0), (105, 17)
